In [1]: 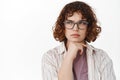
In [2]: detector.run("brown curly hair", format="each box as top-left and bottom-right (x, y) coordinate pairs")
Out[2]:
(53, 1), (101, 43)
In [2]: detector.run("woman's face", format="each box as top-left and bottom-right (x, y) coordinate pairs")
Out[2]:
(64, 12), (88, 43)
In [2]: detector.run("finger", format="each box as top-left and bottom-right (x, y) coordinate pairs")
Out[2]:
(78, 46), (83, 55)
(80, 49), (83, 55)
(81, 43), (87, 47)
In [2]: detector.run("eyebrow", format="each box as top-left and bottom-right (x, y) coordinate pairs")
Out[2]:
(65, 20), (74, 22)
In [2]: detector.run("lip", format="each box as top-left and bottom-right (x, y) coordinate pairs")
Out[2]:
(71, 34), (80, 37)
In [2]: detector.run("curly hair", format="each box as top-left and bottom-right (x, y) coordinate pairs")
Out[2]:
(53, 1), (101, 43)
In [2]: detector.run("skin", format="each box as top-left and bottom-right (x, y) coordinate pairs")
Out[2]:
(58, 12), (88, 80)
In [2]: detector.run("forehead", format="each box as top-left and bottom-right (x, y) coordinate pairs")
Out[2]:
(66, 12), (85, 22)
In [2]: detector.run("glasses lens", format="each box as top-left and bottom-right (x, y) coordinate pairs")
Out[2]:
(64, 21), (74, 29)
(79, 20), (88, 25)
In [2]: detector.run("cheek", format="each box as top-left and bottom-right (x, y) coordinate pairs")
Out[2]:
(80, 30), (87, 38)
(65, 29), (71, 38)
(65, 29), (68, 35)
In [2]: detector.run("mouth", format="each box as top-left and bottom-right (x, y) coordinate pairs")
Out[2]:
(71, 34), (80, 38)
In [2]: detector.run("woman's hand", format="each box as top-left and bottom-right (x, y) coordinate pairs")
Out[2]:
(65, 42), (87, 61)
(58, 41), (87, 80)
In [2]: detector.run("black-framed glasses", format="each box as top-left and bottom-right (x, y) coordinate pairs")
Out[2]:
(63, 20), (89, 30)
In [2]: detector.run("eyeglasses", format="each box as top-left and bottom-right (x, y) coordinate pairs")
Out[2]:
(63, 20), (89, 30)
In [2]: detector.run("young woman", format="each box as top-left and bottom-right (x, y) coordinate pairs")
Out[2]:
(42, 1), (116, 80)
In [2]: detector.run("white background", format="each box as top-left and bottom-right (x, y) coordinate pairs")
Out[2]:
(0, 0), (120, 80)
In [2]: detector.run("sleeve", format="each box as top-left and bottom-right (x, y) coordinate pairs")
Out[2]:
(41, 53), (58, 80)
(100, 55), (116, 80)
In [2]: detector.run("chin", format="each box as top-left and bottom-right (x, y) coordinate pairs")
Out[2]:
(71, 39), (82, 43)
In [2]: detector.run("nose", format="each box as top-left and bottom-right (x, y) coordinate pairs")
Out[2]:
(73, 23), (79, 31)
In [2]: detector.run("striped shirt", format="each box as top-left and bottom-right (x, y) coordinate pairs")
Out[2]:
(41, 42), (116, 80)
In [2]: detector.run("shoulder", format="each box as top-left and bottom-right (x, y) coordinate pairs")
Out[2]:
(42, 43), (64, 65)
(90, 45), (113, 65)
(43, 44), (62, 57)
(92, 45), (110, 58)
(92, 46), (109, 57)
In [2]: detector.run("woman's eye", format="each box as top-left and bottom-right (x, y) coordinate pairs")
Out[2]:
(66, 21), (73, 25)
(79, 20), (88, 25)
(67, 21), (72, 24)
(82, 22), (87, 25)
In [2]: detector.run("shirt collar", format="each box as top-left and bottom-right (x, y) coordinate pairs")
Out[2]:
(58, 42), (66, 54)
(86, 42), (96, 55)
